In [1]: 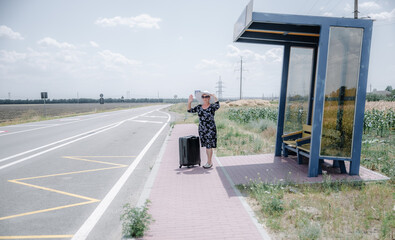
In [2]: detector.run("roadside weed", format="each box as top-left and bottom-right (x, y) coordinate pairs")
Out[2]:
(120, 200), (154, 238)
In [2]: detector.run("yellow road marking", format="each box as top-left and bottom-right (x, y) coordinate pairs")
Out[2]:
(65, 156), (135, 158)
(8, 180), (99, 202)
(0, 235), (73, 239)
(63, 156), (128, 167)
(0, 156), (132, 221)
(13, 166), (126, 181)
(0, 200), (97, 221)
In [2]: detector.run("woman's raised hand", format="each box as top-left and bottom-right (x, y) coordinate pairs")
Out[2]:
(188, 94), (193, 103)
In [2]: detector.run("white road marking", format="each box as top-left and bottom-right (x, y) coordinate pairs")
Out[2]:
(0, 109), (137, 137)
(132, 120), (164, 124)
(59, 118), (80, 121)
(143, 115), (168, 118)
(0, 106), (169, 170)
(0, 125), (60, 136)
(0, 131), (6, 134)
(0, 123), (123, 164)
(71, 111), (171, 240)
(6, 124), (59, 127)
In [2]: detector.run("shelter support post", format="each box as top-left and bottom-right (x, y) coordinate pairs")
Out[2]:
(349, 24), (373, 175)
(308, 26), (330, 177)
(275, 44), (291, 156)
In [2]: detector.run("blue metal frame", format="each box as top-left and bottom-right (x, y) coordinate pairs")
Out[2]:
(349, 23), (373, 175)
(275, 44), (290, 156)
(234, 1), (373, 177)
(308, 24), (330, 177)
(307, 47), (318, 126)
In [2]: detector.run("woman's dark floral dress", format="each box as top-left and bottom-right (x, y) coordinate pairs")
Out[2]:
(187, 101), (220, 149)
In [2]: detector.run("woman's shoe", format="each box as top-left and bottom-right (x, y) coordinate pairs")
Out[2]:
(203, 163), (212, 169)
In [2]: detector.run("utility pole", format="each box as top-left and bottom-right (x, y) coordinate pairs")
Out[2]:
(354, 0), (358, 19)
(235, 56), (246, 100)
(8, 92), (11, 99)
(240, 57), (243, 100)
(216, 76), (224, 99)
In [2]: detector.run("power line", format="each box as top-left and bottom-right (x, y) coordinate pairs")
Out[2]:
(327, 0), (344, 13)
(307, 0), (320, 14)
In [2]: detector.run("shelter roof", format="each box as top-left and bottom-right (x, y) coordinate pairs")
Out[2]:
(234, 1), (373, 47)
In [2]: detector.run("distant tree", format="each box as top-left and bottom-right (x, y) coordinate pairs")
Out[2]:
(385, 85), (392, 92)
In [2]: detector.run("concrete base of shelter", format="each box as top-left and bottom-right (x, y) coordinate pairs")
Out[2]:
(218, 154), (389, 186)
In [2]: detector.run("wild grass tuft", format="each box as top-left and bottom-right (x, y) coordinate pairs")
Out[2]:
(120, 200), (154, 238)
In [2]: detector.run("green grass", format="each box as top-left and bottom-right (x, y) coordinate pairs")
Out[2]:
(238, 178), (394, 239)
(361, 133), (395, 181)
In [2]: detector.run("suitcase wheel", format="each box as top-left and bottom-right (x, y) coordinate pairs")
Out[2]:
(179, 165), (182, 168)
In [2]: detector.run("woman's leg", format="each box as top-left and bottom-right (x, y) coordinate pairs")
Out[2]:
(206, 148), (213, 165)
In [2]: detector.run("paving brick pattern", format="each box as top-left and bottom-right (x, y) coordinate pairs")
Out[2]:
(145, 124), (388, 239)
(145, 124), (263, 240)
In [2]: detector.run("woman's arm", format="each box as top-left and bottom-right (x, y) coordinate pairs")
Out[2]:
(187, 94), (193, 111)
(210, 93), (218, 102)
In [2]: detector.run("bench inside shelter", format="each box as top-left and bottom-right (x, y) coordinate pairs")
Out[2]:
(282, 124), (311, 163)
(282, 124), (347, 174)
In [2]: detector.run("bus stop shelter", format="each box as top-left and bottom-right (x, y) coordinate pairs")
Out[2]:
(234, 1), (373, 177)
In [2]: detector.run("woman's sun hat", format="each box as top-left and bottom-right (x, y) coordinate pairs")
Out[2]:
(195, 90), (215, 104)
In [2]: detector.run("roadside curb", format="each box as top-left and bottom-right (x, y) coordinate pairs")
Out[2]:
(136, 126), (173, 207)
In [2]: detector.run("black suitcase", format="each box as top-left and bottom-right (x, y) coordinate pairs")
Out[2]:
(179, 136), (201, 168)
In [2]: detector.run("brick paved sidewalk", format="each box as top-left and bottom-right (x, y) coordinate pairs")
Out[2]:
(145, 124), (266, 240)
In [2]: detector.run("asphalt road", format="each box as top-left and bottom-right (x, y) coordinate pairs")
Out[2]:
(0, 104), (174, 239)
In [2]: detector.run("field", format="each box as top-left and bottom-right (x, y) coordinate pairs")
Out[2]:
(170, 100), (394, 239)
(0, 103), (151, 126)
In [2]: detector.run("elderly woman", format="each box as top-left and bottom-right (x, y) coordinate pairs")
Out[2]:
(187, 91), (220, 169)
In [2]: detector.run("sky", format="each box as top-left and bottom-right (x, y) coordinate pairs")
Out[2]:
(0, 0), (394, 100)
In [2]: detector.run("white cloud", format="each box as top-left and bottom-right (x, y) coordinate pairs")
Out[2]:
(38, 37), (75, 49)
(323, 12), (334, 17)
(265, 48), (283, 63)
(98, 50), (141, 66)
(360, 2), (381, 11)
(95, 14), (161, 29)
(227, 45), (266, 61)
(0, 50), (26, 63)
(226, 45), (282, 63)
(0, 25), (24, 40)
(369, 8), (395, 21)
(90, 41), (99, 48)
(195, 59), (228, 70)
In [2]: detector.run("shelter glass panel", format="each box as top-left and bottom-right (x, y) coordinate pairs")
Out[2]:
(284, 47), (314, 133)
(320, 27), (363, 157)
